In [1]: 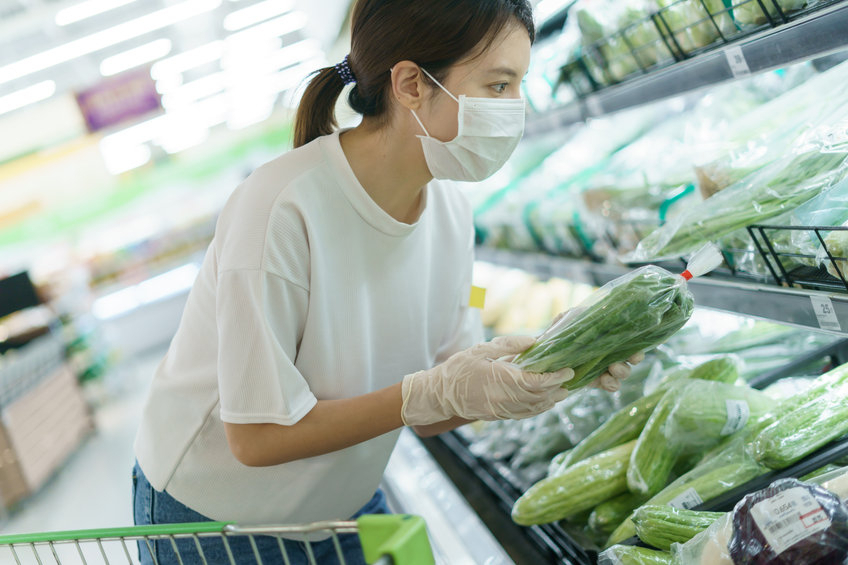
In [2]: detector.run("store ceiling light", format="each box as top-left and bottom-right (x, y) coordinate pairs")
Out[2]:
(0, 0), (222, 88)
(0, 80), (56, 116)
(150, 40), (224, 80)
(100, 38), (173, 77)
(55, 0), (138, 26)
(225, 10), (308, 43)
(223, 0), (294, 31)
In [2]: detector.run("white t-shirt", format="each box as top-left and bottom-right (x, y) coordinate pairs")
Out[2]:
(133, 129), (483, 526)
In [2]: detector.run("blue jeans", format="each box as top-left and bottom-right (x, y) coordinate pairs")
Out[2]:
(132, 461), (388, 565)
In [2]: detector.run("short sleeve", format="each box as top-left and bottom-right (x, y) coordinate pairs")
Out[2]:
(216, 268), (317, 425)
(434, 243), (484, 365)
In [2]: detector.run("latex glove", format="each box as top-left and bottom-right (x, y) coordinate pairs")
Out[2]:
(401, 336), (574, 426)
(546, 309), (645, 393)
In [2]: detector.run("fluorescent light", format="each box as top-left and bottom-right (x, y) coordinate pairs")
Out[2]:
(268, 38), (322, 70)
(225, 10), (308, 43)
(160, 71), (227, 109)
(223, 0), (294, 31)
(56, 0), (138, 26)
(99, 138), (151, 174)
(100, 38), (172, 76)
(0, 0), (222, 88)
(0, 81), (56, 116)
(150, 40), (224, 79)
(92, 263), (199, 319)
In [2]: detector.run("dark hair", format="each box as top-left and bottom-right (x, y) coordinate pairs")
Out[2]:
(293, 0), (534, 148)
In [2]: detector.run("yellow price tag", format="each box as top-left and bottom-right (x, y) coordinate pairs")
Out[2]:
(469, 286), (486, 309)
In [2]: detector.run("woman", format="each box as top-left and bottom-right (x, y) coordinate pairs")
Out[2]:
(132, 0), (639, 563)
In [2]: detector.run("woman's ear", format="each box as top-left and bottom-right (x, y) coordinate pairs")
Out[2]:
(390, 61), (428, 111)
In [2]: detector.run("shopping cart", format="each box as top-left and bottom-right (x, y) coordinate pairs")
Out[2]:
(0, 514), (434, 565)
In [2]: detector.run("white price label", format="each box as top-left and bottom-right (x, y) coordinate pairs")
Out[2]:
(750, 487), (831, 556)
(669, 487), (704, 510)
(725, 46), (751, 78)
(810, 295), (842, 331)
(721, 399), (750, 436)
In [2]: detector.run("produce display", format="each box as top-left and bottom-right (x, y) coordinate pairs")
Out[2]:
(632, 505), (723, 551)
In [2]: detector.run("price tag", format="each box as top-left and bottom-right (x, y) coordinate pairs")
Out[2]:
(725, 46), (751, 78)
(721, 399), (750, 436)
(750, 487), (831, 556)
(585, 95), (603, 116)
(810, 295), (842, 331)
(669, 488), (703, 510)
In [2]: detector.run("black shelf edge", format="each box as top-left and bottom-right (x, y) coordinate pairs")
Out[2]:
(475, 247), (848, 336)
(524, 1), (848, 134)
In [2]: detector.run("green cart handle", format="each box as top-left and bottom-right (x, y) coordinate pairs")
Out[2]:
(357, 514), (435, 565)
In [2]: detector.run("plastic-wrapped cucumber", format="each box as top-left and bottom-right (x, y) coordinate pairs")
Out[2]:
(751, 380), (848, 469)
(598, 544), (674, 565)
(590, 492), (650, 536)
(632, 505), (723, 550)
(512, 441), (636, 526)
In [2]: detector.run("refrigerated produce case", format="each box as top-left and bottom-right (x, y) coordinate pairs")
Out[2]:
(421, 1), (848, 563)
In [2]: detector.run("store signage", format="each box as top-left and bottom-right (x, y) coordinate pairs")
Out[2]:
(75, 67), (161, 132)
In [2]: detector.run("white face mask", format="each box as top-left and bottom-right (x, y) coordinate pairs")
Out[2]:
(410, 68), (525, 182)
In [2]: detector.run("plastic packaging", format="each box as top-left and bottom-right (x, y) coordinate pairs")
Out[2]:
(512, 440), (636, 526)
(632, 504), (724, 550)
(809, 465), (848, 501)
(728, 478), (848, 564)
(734, 0), (809, 26)
(671, 512), (734, 565)
(627, 379), (771, 497)
(654, 0), (736, 54)
(514, 244), (722, 389)
(624, 134), (848, 261)
(607, 434), (771, 547)
(751, 379), (848, 469)
(598, 544), (674, 565)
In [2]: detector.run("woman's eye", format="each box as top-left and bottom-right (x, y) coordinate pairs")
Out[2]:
(492, 83), (508, 93)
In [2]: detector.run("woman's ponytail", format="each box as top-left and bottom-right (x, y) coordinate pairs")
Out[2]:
(293, 66), (346, 148)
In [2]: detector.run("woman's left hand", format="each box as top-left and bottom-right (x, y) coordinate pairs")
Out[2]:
(592, 352), (646, 392)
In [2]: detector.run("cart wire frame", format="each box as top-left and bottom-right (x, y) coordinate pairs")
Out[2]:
(0, 514), (435, 565)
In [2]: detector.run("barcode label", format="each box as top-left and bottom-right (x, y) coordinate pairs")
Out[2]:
(721, 399), (750, 436)
(725, 46), (751, 78)
(810, 295), (842, 331)
(750, 487), (831, 556)
(669, 487), (703, 510)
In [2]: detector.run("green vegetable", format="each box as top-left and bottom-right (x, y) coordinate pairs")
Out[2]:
(627, 385), (680, 497)
(628, 149), (848, 260)
(607, 435), (770, 548)
(548, 449), (572, 478)
(562, 356), (740, 470)
(514, 266), (694, 389)
(751, 380), (848, 469)
(512, 441), (636, 526)
(599, 544), (674, 565)
(590, 492), (650, 536)
(563, 390), (665, 469)
(632, 505), (724, 550)
(734, 0), (807, 25)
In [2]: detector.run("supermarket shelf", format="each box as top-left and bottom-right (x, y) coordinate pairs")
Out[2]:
(525, 1), (848, 135)
(475, 247), (848, 336)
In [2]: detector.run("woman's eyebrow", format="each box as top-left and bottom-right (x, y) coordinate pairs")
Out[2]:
(486, 67), (519, 78)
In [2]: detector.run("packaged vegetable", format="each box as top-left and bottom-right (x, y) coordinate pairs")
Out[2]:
(624, 127), (848, 262)
(628, 380), (771, 496)
(591, 492), (651, 536)
(598, 544), (674, 565)
(515, 244), (722, 389)
(632, 505), (724, 550)
(728, 478), (848, 564)
(607, 435), (771, 547)
(734, 0), (808, 26)
(512, 440), (636, 526)
(751, 379), (848, 469)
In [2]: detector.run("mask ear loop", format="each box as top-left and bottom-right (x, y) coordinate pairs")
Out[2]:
(419, 67), (459, 103)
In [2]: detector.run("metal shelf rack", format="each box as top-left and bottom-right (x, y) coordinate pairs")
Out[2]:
(525, 0), (848, 135)
(475, 246), (848, 336)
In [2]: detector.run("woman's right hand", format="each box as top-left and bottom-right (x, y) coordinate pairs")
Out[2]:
(400, 336), (574, 426)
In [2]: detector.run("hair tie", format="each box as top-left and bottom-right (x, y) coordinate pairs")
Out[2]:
(335, 55), (356, 85)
